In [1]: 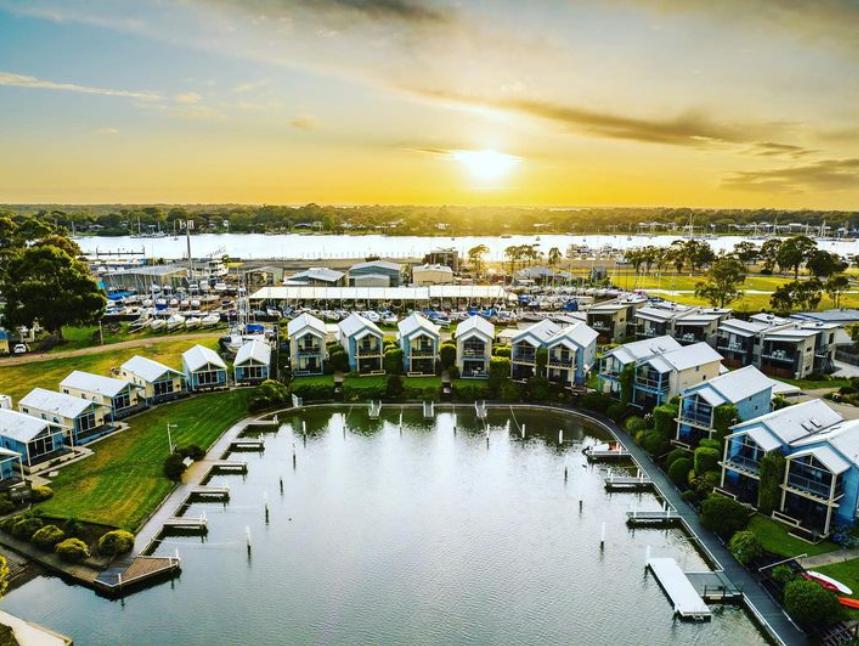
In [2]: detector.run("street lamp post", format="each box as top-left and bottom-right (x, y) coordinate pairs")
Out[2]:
(167, 423), (178, 454)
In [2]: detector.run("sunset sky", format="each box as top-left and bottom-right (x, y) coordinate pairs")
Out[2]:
(1, 0), (858, 207)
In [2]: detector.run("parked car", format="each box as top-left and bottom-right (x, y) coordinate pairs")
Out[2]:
(12, 343), (28, 354)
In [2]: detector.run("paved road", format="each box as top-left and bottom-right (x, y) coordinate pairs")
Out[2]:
(0, 331), (222, 366)
(573, 408), (808, 646)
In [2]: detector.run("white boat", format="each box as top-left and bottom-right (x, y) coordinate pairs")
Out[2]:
(191, 299), (201, 308)
(382, 313), (398, 326)
(214, 282), (228, 293)
(166, 314), (186, 331)
(180, 299), (190, 309)
(806, 571), (853, 595)
(184, 317), (201, 330)
(365, 311), (381, 323)
(149, 319), (166, 331)
(169, 298), (179, 307)
(266, 308), (282, 319)
(201, 313), (221, 327)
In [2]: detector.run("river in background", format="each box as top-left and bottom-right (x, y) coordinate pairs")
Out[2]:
(1, 407), (765, 645)
(74, 232), (859, 261)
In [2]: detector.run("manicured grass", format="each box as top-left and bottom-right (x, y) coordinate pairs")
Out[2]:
(39, 390), (251, 531)
(404, 375), (442, 388)
(343, 375), (386, 390)
(748, 515), (839, 558)
(782, 377), (852, 391)
(0, 335), (221, 402)
(813, 559), (859, 601)
(291, 374), (335, 386)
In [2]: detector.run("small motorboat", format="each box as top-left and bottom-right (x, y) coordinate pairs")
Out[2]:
(365, 311), (381, 323)
(184, 317), (200, 330)
(149, 319), (166, 331)
(166, 314), (186, 331)
(201, 313), (221, 327)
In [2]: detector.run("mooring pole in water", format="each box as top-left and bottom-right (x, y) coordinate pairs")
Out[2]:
(564, 466), (568, 482)
(246, 526), (252, 558)
(302, 420), (306, 436)
(486, 431), (490, 449)
(645, 545), (651, 568)
(264, 491), (270, 524)
(558, 429), (563, 444)
(600, 522), (606, 551)
(279, 476), (284, 495)
(521, 423), (526, 439)
(579, 498), (583, 513)
(292, 443), (297, 470)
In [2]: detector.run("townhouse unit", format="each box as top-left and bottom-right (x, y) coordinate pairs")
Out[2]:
(19, 388), (111, 445)
(717, 314), (842, 379)
(0, 448), (21, 482)
(720, 399), (849, 537)
(0, 408), (66, 469)
(397, 313), (440, 375)
(349, 260), (402, 287)
(598, 336), (682, 397)
(674, 365), (773, 447)
(631, 342), (723, 408)
(234, 340), (272, 385)
(454, 315), (494, 378)
(545, 322), (599, 388)
(586, 295), (646, 344)
(119, 355), (185, 404)
(635, 302), (731, 345)
(287, 313), (328, 376)
(60, 370), (144, 419)
(182, 345), (228, 391)
(338, 313), (385, 375)
(510, 320), (564, 380)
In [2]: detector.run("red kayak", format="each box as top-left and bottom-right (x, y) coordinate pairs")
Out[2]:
(838, 596), (859, 609)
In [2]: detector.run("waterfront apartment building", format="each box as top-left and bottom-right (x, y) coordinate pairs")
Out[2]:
(511, 319), (598, 387)
(454, 315), (494, 379)
(60, 370), (144, 420)
(586, 295), (647, 344)
(182, 345), (228, 391)
(674, 366), (773, 447)
(287, 313), (328, 376)
(631, 342), (723, 408)
(234, 340), (272, 385)
(18, 388), (110, 446)
(598, 336), (681, 397)
(338, 313), (385, 375)
(0, 408), (67, 468)
(120, 356), (185, 404)
(634, 303), (731, 346)
(397, 313), (440, 375)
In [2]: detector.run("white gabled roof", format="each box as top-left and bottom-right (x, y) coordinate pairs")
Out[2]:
(731, 399), (842, 446)
(286, 267), (344, 284)
(235, 340), (272, 367)
(650, 342), (722, 372)
(60, 371), (132, 398)
(0, 408), (54, 443)
(287, 312), (326, 337)
(455, 315), (494, 340)
(398, 313), (439, 340)
(338, 313), (382, 339)
(182, 345), (227, 372)
(512, 319), (560, 346)
(686, 366), (773, 406)
(606, 335), (682, 365)
(121, 356), (181, 383)
(547, 321), (598, 350)
(789, 446), (850, 475)
(19, 388), (98, 419)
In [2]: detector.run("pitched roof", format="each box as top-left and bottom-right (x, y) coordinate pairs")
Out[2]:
(182, 345), (227, 372)
(412, 263), (453, 274)
(512, 319), (560, 346)
(338, 313), (382, 338)
(546, 321), (598, 350)
(455, 315), (494, 340)
(121, 356), (181, 383)
(731, 399), (842, 446)
(235, 340), (272, 366)
(605, 335), (682, 365)
(286, 267), (344, 284)
(397, 313), (439, 340)
(60, 371), (132, 398)
(287, 312), (326, 337)
(645, 342), (722, 373)
(789, 445), (850, 475)
(685, 366), (772, 406)
(0, 408), (54, 443)
(19, 388), (99, 419)
(350, 260), (401, 272)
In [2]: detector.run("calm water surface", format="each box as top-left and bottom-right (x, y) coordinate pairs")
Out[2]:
(2, 407), (765, 645)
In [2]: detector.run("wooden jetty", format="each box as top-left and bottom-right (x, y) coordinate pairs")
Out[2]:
(647, 557), (712, 620)
(94, 556), (181, 596)
(209, 460), (248, 474)
(685, 570), (742, 603)
(423, 400), (434, 418)
(368, 401), (382, 419)
(163, 515), (208, 534)
(187, 485), (230, 503)
(626, 509), (681, 527)
(585, 447), (631, 462)
(604, 473), (653, 491)
(244, 417), (280, 433)
(229, 438), (265, 452)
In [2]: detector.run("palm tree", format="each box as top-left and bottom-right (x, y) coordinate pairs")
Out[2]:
(468, 244), (489, 278)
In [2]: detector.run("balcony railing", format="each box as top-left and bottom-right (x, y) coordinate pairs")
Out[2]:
(296, 345), (322, 356)
(679, 408), (712, 428)
(356, 343), (382, 356)
(639, 328), (661, 338)
(512, 350), (536, 363)
(635, 376), (668, 391)
(462, 347), (486, 358)
(589, 319), (612, 331)
(785, 473), (836, 500)
(762, 351), (796, 364)
(724, 454), (761, 476)
(548, 355), (574, 367)
(717, 341), (746, 353)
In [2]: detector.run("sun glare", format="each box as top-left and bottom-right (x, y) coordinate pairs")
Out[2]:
(452, 149), (520, 181)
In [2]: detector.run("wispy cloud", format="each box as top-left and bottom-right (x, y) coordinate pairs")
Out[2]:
(175, 91), (203, 104)
(0, 70), (160, 101)
(93, 127), (120, 135)
(723, 158), (859, 192)
(747, 141), (818, 159)
(209, 0), (451, 26)
(289, 115), (318, 130)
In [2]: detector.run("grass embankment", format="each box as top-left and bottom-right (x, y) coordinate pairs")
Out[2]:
(814, 559), (859, 602)
(0, 335), (220, 402)
(748, 515), (839, 558)
(38, 390), (250, 531)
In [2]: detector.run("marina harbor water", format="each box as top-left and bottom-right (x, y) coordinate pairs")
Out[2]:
(2, 406), (765, 645)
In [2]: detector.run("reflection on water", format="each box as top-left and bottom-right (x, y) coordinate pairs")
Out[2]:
(2, 407), (765, 645)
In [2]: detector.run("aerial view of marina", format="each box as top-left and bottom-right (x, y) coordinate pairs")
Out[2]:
(2, 1), (859, 645)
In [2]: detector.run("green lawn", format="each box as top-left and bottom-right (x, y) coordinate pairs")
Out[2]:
(748, 515), (839, 558)
(291, 374), (335, 386)
(404, 375), (442, 388)
(0, 335), (220, 402)
(782, 377), (852, 391)
(343, 375), (387, 390)
(813, 559), (859, 601)
(39, 390), (251, 531)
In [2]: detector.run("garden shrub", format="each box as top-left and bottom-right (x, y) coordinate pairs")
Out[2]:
(693, 447), (720, 475)
(452, 380), (490, 401)
(499, 381), (521, 403)
(728, 530), (763, 566)
(163, 454), (187, 481)
(625, 416), (648, 434)
(757, 452), (786, 516)
(31, 524), (65, 551)
(712, 404), (738, 443)
(668, 457), (692, 486)
(666, 448), (689, 469)
(385, 374), (403, 400)
(98, 530), (135, 556)
(783, 579), (843, 630)
(652, 404), (678, 436)
(492, 345), (511, 358)
(699, 438), (721, 451)
(30, 485), (54, 502)
(291, 380), (335, 402)
(383, 348), (403, 375)
(55, 538), (90, 563)
(619, 364), (634, 404)
(0, 496), (14, 515)
(700, 494), (749, 539)
(771, 565), (796, 586)
(439, 343), (456, 369)
(692, 470), (721, 497)
(606, 402), (627, 422)
(525, 376), (551, 401)
(681, 490), (698, 504)
(641, 430), (669, 456)
(326, 346), (350, 373)
(248, 379), (290, 412)
(581, 392), (612, 414)
(402, 382), (441, 401)
(12, 516), (44, 540)
(488, 357), (511, 395)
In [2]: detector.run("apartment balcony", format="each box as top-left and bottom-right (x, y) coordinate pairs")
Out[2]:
(717, 340), (747, 353)
(356, 345), (382, 357)
(783, 473), (841, 502)
(410, 349), (436, 359)
(512, 350), (537, 364)
(723, 455), (761, 478)
(548, 355), (574, 368)
(462, 348), (486, 358)
(634, 376), (668, 392)
(677, 332), (703, 345)
(678, 408), (712, 429)
(296, 345), (322, 356)
(638, 328), (661, 339)
(589, 319), (612, 332)
(761, 351), (797, 364)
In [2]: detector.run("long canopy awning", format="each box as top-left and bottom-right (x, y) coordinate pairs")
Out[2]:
(250, 285), (514, 302)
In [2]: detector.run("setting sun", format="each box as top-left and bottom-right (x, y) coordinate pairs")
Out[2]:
(451, 149), (521, 182)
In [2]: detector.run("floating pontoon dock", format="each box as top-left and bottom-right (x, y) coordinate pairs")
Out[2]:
(626, 509), (681, 527)
(647, 557), (712, 620)
(604, 472), (653, 491)
(585, 447), (630, 462)
(228, 438), (265, 452)
(209, 460), (248, 474)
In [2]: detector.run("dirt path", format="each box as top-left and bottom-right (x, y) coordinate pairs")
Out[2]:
(0, 331), (222, 366)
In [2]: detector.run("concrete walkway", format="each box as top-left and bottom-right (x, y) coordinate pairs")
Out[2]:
(799, 547), (859, 569)
(544, 405), (808, 646)
(0, 609), (72, 645)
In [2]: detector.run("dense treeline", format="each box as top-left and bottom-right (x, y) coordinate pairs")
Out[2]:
(2, 204), (859, 237)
